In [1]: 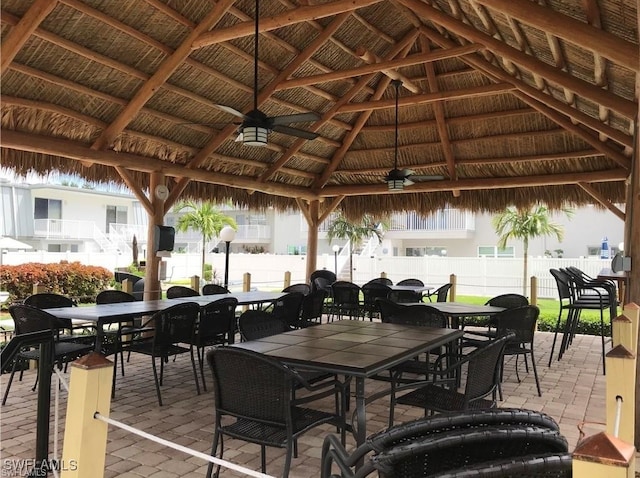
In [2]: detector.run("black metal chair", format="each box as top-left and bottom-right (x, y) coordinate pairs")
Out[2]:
(427, 453), (572, 478)
(96, 289), (154, 394)
(375, 299), (451, 425)
(321, 408), (564, 478)
(367, 277), (393, 286)
(124, 302), (201, 406)
(166, 285), (200, 298)
(2, 304), (94, 405)
(298, 289), (328, 327)
(24, 292), (95, 340)
(201, 284), (230, 296)
(330, 281), (362, 320)
(282, 283), (311, 295)
(310, 269), (337, 293)
(548, 268), (613, 373)
(389, 278), (425, 303)
(425, 283), (452, 303)
(238, 309), (289, 341)
(361, 282), (392, 321)
(206, 346), (346, 478)
(394, 334), (511, 417)
(192, 297), (238, 391)
(270, 292), (305, 330)
(461, 293), (529, 343)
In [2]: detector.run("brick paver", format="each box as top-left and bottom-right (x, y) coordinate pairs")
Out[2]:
(1, 329), (636, 477)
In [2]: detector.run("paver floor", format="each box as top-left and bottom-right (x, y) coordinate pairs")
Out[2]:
(0, 329), (633, 477)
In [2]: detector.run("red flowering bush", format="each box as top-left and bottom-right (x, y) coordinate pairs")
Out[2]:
(0, 262), (112, 305)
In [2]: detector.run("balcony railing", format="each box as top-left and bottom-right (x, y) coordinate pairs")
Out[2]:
(34, 218), (94, 239)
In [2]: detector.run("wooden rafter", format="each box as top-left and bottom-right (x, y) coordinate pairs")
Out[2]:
(0, 0), (57, 74)
(398, 0), (637, 118)
(578, 182), (625, 220)
(355, 47), (421, 93)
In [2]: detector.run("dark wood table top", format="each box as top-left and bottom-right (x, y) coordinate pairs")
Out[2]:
(232, 320), (463, 378)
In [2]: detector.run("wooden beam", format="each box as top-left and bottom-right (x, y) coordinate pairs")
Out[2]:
(115, 166), (153, 215)
(276, 45), (482, 90)
(192, 0), (384, 49)
(0, 129), (319, 201)
(318, 168), (627, 197)
(295, 198), (312, 226)
(91, 0), (235, 151)
(355, 47), (420, 93)
(578, 182), (625, 220)
(420, 29), (633, 167)
(319, 196), (345, 224)
(0, 0), (57, 74)
(336, 83), (514, 114)
(399, 0), (638, 118)
(472, 0), (639, 71)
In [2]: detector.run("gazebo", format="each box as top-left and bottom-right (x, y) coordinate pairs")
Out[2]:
(0, 0), (637, 306)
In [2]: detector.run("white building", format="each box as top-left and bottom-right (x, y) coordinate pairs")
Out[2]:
(0, 177), (625, 261)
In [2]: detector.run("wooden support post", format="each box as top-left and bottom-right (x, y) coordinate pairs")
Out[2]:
(572, 432), (635, 478)
(243, 272), (251, 292)
(381, 271), (387, 279)
(605, 345), (636, 445)
(32, 284), (47, 294)
(190, 275), (200, 293)
(144, 171), (165, 301)
(623, 304), (639, 355)
(530, 276), (538, 306)
(121, 279), (133, 294)
(284, 271), (291, 289)
(449, 274), (456, 302)
(61, 353), (113, 478)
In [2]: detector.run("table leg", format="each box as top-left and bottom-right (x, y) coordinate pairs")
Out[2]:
(354, 377), (366, 469)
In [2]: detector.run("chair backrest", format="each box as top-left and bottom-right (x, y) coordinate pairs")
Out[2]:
(366, 277), (393, 286)
(495, 305), (540, 345)
(550, 268), (573, 302)
(310, 270), (336, 293)
(331, 281), (361, 307)
(202, 284), (230, 296)
(485, 293), (529, 309)
(427, 452), (572, 478)
(300, 289), (328, 322)
(151, 302), (200, 348)
(132, 277), (145, 300)
(8, 304), (57, 335)
(96, 290), (135, 304)
(166, 285), (200, 299)
(397, 278), (424, 287)
(271, 292), (305, 328)
(282, 283), (311, 295)
(434, 283), (452, 302)
(24, 293), (75, 309)
(207, 346), (296, 424)
(370, 426), (568, 478)
(463, 334), (511, 407)
(362, 282), (392, 309)
(377, 299), (447, 328)
(198, 297), (238, 345)
(238, 310), (288, 341)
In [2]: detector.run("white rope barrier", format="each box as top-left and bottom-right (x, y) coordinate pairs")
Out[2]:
(94, 413), (275, 478)
(52, 369), (71, 478)
(613, 395), (623, 437)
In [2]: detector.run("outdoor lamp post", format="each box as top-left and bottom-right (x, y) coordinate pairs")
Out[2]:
(332, 244), (340, 275)
(220, 226), (236, 289)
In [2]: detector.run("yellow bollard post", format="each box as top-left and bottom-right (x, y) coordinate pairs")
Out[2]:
(190, 275), (200, 293)
(283, 271), (291, 289)
(121, 279), (133, 294)
(572, 432), (635, 478)
(381, 272), (387, 279)
(449, 274), (456, 302)
(605, 345), (636, 445)
(612, 314), (634, 351)
(622, 304), (639, 355)
(243, 272), (251, 292)
(61, 353), (113, 478)
(530, 276), (537, 306)
(33, 284), (47, 294)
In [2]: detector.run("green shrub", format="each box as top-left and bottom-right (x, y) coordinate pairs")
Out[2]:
(0, 261), (112, 305)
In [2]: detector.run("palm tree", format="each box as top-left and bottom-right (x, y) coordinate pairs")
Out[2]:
(327, 213), (385, 282)
(174, 201), (237, 281)
(493, 205), (573, 296)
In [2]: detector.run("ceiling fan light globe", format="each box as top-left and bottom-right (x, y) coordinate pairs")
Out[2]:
(242, 126), (268, 146)
(387, 179), (404, 191)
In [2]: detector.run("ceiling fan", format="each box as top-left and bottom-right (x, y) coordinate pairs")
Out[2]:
(385, 79), (444, 190)
(212, 0), (320, 146)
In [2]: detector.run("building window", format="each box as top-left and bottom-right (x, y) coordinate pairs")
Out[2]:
(106, 205), (128, 231)
(406, 247), (425, 257)
(48, 244), (62, 252)
(478, 246), (515, 258)
(34, 198), (62, 219)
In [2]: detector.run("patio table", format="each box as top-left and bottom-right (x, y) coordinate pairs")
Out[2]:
(411, 301), (505, 329)
(232, 319), (463, 467)
(44, 291), (285, 351)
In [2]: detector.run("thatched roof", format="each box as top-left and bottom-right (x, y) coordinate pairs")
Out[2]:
(1, 0), (636, 219)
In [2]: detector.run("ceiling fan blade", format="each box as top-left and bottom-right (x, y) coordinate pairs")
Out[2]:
(235, 131), (244, 142)
(272, 124), (319, 140)
(410, 175), (446, 181)
(404, 178), (415, 186)
(271, 112), (320, 126)
(214, 104), (248, 120)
